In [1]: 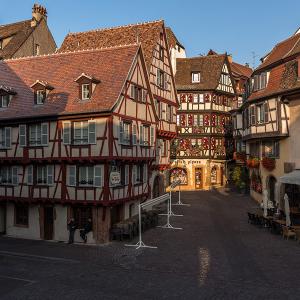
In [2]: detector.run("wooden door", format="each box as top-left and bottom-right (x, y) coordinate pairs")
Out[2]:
(44, 206), (54, 240)
(195, 168), (203, 189)
(111, 204), (123, 226)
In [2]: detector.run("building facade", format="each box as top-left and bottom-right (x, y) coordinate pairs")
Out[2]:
(171, 53), (236, 190)
(0, 45), (160, 242)
(59, 20), (179, 198)
(232, 28), (300, 209)
(0, 4), (56, 60)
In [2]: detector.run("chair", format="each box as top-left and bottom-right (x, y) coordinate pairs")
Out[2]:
(282, 226), (296, 240)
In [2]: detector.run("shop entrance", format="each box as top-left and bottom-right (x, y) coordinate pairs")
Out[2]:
(44, 206), (54, 240)
(195, 168), (203, 189)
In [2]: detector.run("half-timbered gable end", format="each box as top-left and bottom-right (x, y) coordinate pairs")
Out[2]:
(58, 20), (179, 179)
(0, 44), (157, 243)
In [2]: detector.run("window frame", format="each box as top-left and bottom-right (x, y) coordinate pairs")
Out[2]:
(81, 83), (91, 100)
(192, 72), (200, 83)
(15, 203), (29, 227)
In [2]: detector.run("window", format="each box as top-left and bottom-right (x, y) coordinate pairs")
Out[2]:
(0, 95), (10, 107)
(159, 45), (164, 60)
(81, 84), (90, 100)
(193, 94), (204, 103)
(74, 121), (88, 144)
(249, 142), (260, 158)
(119, 121), (131, 145)
(166, 105), (172, 122)
(15, 204), (29, 226)
(263, 141), (279, 158)
(130, 84), (146, 103)
(70, 165), (102, 187)
(192, 72), (200, 83)
(36, 90), (45, 105)
(194, 114), (204, 126)
(29, 123), (48, 146)
(132, 164), (143, 184)
(0, 127), (11, 149)
(256, 104), (264, 124)
(64, 121), (96, 145)
(250, 106), (256, 126)
(253, 72), (267, 91)
(157, 69), (168, 89)
(35, 44), (40, 56)
(0, 166), (18, 185)
(139, 125), (150, 146)
(36, 165), (54, 185)
(19, 125), (27, 147)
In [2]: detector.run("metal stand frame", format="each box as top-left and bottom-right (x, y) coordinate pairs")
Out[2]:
(173, 183), (190, 206)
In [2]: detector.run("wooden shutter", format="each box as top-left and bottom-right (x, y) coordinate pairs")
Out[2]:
(88, 120), (96, 144)
(156, 69), (160, 86)
(264, 102), (269, 123)
(19, 124), (27, 147)
(119, 120), (124, 145)
(41, 123), (48, 146)
(63, 121), (71, 145)
(164, 73), (168, 90)
(5, 127), (11, 148)
(125, 165), (129, 185)
(47, 165), (54, 185)
(150, 127), (154, 146)
(12, 166), (18, 185)
(142, 90), (147, 103)
(132, 124), (137, 145)
(68, 166), (76, 186)
(94, 165), (102, 187)
(27, 165), (33, 185)
(139, 125), (144, 145)
(130, 84), (135, 99)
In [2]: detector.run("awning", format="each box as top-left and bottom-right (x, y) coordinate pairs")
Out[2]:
(279, 170), (300, 185)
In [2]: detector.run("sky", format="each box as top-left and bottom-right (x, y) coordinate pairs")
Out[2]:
(1, 0), (300, 68)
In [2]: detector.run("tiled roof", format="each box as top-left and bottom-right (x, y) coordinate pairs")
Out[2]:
(0, 20), (34, 59)
(175, 54), (226, 91)
(256, 32), (300, 72)
(248, 59), (300, 101)
(165, 27), (184, 50)
(231, 62), (252, 78)
(0, 44), (139, 121)
(59, 20), (164, 71)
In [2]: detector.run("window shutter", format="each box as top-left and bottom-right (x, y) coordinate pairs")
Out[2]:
(68, 166), (76, 186)
(41, 123), (48, 146)
(47, 165), (54, 185)
(19, 124), (27, 147)
(12, 166), (18, 185)
(264, 103), (269, 123)
(164, 73), (168, 90)
(156, 69), (160, 86)
(27, 165), (33, 185)
(119, 120), (124, 144)
(132, 124), (137, 145)
(94, 165), (102, 187)
(125, 165), (129, 185)
(132, 165), (137, 184)
(5, 127), (11, 148)
(130, 84), (135, 98)
(150, 127), (154, 146)
(88, 120), (96, 144)
(139, 125), (144, 145)
(143, 164), (147, 182)
(142, 90), (147, 103)
(63, 121), (71, 145)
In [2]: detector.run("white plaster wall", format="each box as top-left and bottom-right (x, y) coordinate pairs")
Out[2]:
(6, 203), (40, 240)
(53, 205), (68, 241)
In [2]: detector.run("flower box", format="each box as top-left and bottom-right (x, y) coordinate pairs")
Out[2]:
(261, 157), (276, 171)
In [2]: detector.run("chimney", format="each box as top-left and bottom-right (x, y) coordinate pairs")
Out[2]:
(245, 63), (250, 67)
(31, 3), (47, 27)
(227, 54), (233, 64)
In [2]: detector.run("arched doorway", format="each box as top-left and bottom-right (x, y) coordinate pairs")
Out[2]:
(153, 175), (164, 198)
(268, 176), (277, 205)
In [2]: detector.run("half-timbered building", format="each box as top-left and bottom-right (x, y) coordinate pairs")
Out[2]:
(0, 44), (158, 243)
(232, 28), (300, 209)
(0, 4), (56, 60)
(58, 20), (179, 198)
(171, 53), (236, 190)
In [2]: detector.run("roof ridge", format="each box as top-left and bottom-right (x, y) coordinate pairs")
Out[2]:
(66, 19), (164, 36)
(178, 54), (226, 60)
(0, 19), (31, 28)
(1, 43), (140, 63)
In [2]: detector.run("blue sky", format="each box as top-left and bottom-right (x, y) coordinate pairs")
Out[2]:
(1, 0), (300, 68)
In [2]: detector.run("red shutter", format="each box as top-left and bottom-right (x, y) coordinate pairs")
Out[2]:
(188, 114), (193, 126)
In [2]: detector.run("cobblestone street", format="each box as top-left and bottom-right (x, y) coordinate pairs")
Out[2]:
(1, 190), (300, 299)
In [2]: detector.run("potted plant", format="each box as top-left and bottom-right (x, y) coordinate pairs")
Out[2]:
(261, 157), (276, 171)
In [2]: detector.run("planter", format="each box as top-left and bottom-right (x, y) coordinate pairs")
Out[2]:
(261, 157), (276, 171)
(246, 158), (260, 168)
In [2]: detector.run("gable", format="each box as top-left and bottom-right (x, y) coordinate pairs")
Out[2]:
(216, 63), (235, 93)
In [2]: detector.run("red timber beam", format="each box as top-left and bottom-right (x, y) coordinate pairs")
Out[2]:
(156, 130), (177, 139)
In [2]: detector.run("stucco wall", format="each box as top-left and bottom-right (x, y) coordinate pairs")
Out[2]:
(6, 203), (40, 239)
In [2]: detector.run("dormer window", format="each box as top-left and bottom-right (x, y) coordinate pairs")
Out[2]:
(36, 90), (45, 104)
(31, 80), (53, 105)
(1, 95), (10, 107)
(75, 73), (100, 101)
(192, 72), (200, 83)
(0, 85), (16, 108)
(82, 84), (90, 100)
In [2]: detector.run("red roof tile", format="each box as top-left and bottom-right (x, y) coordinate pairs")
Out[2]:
(231, 62), (252, 78)
(0, 44), (139, 121)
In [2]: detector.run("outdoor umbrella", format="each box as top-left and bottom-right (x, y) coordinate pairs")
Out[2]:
(284, 193), (291, 227)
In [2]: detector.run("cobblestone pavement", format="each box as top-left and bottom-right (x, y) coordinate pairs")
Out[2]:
(1, 189), (300, 299)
